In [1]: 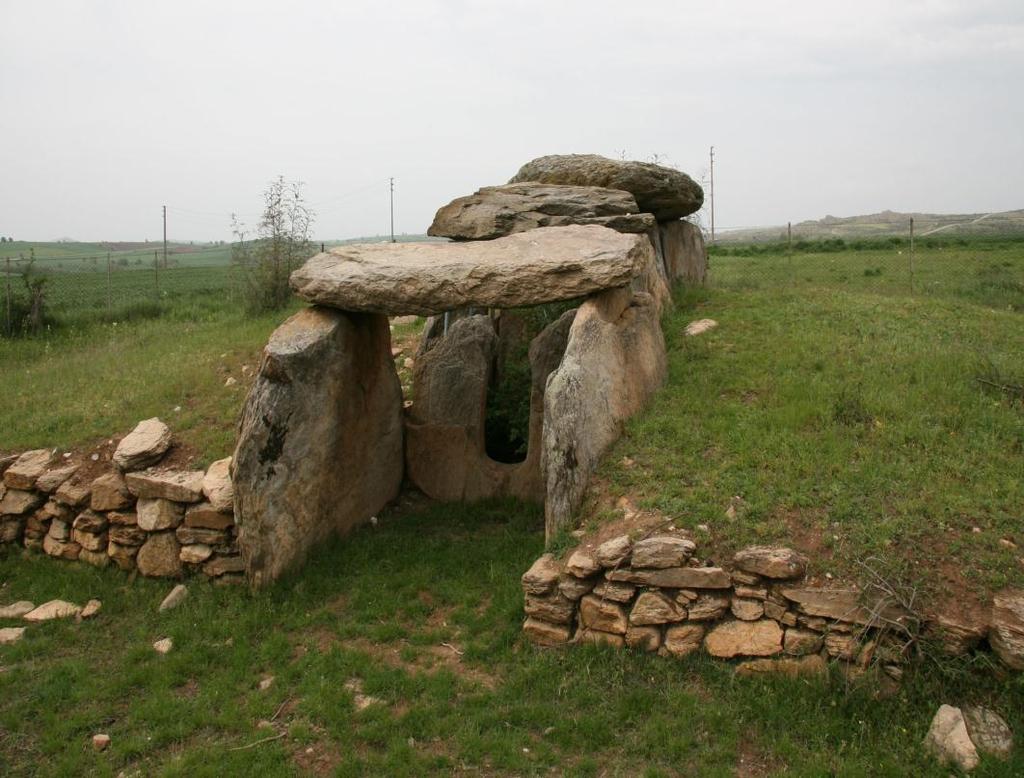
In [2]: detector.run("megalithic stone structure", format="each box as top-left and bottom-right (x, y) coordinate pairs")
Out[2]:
(233, 154), (708, 586)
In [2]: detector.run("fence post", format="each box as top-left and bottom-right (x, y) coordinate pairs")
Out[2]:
(106, 252), (112, 314)
(909, 217), (915, 294)
(4, 257), (11, 336)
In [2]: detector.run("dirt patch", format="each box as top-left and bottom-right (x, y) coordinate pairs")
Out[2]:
(774, 506), (831, 561)
(578, 488), (692, 553)
(341, 635), (497, 690)
(174, 678), (200, 699)
(292, 737), (344, 777)
(733, 734), (787, 777)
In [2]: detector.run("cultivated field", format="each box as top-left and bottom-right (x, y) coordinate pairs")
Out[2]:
(2, 240), (1023, 774)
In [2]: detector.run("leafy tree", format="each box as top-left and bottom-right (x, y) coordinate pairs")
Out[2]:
(231, 176), (315, 314)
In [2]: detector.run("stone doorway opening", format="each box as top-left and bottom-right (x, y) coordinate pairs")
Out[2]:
(483, 303), (577, 466)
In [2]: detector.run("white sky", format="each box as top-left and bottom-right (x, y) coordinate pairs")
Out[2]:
(1, 0), (1022, 242)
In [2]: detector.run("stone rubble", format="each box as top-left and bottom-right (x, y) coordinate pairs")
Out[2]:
(0, 421), (242, 584)
(0, 627), (26, 645)
(924, 705), (980, 771)
(113, 418), (172, 471)
(0, 601), (35, 619)
(153, 637), (174, 654)
(24, 600), (81, 622)
(159, 584), (189, 612)
(521, 537), (1023, 680)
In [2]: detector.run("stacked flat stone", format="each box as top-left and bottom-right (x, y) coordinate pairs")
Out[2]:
(429, 154), (709, 286)
(0, 419), (243, 584)
(522, 539), (1024, 674)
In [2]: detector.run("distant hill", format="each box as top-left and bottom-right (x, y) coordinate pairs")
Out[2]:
(717, 208), (1024, 243)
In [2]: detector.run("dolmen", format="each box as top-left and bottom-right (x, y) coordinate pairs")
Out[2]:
(232, 154), (708, 586)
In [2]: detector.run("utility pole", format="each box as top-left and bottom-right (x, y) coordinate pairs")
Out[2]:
(709, 146), (716, 244)
(162, 205), (168, 268)
(909, 217), (915, 293)
(389, 178), (396, 243)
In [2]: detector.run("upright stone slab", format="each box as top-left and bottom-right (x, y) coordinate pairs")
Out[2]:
(658, 220), (707, 286)
(406, 308), (576, 504)
(542, 285), (667, 538)
(406, 315), (497, 502)
(232, 306), (403, 587)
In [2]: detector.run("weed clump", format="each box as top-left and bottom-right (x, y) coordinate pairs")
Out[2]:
(833, 386), (874, 426)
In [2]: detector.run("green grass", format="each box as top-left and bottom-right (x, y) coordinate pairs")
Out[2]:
(2, 244), (1024, 773)
(2, 501), (1022, 776)
(0, 302), (299, 462)
(711, 244), (1024, 311)
(598, 281), (1024, 596)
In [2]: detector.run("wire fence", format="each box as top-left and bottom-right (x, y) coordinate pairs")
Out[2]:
(707, 224), (1024, 312)
(2, 250), (237, 336)
(4, 225), (1023, 337)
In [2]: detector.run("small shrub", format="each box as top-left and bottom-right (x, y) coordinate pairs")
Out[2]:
(1, 258), (53, 338)
(231, 176), (316, 315)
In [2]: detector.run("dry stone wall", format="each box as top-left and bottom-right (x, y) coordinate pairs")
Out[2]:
(522, 534), (1024, 674)
(0, 420), (243, 583)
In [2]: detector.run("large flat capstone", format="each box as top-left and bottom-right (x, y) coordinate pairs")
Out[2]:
(289, 225), (648, 316)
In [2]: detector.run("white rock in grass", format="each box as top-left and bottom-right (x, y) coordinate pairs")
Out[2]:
(0, 601), (34, 619)
(159, 584), (189, 613)
(0, 627), (26, 645)
(923, 705), (979, 772)
(684, 318), (717, 337)
(23, 600), (81, 622)
(153, 637), (174, 654)
(79, 599), (102, 619)
(92, 733), (110, 751)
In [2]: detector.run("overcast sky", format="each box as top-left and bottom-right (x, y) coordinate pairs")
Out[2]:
(2, 1), (1022, 242)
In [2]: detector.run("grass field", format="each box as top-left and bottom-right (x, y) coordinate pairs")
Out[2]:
(595, 284), (1024, 599)
(0, 302), (298, 463)
(2, 501), (1022, 776)
(711, 242), (1024, 312)
(2, 242), (1023, 774)
(0, 237), (425, 333)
